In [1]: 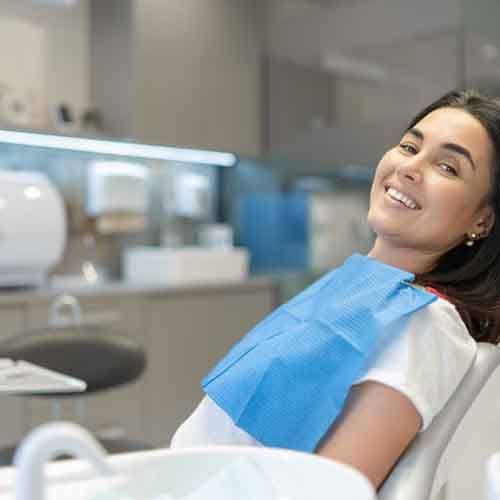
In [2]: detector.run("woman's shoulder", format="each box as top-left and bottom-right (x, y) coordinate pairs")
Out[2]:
(411, 294), (476, 350)
(402, 295), (477, 383)
(408, 285), (476, 349)
(355, 295), (476, 431)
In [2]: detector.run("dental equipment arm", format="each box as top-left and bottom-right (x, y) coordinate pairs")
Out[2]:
(13, 421), (113, 500)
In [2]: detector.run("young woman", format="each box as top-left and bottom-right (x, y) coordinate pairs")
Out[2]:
(171, 89), (500, 489)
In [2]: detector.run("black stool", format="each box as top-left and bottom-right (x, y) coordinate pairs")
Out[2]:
(0, 296), (152, 465)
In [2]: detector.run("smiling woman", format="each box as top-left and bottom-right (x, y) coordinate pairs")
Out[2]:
(369, 90), (500, 344)
(170, 89), (500, 490)
(368, 105), (495, 278)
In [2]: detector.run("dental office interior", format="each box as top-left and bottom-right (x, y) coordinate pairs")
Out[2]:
(0, 0), (499, 498)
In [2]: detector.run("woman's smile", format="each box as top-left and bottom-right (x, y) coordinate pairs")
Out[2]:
(384, 186), (420, 210)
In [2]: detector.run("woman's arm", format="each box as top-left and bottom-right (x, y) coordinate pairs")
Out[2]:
(316, 381), (421, 490)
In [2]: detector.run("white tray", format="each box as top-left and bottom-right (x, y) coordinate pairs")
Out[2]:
(0, 359), (86, 394)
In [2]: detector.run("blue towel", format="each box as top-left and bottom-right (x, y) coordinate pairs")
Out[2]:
(202, 254), (436, 452)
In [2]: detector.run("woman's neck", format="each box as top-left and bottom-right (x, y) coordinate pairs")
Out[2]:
(368, 239), (440, 275)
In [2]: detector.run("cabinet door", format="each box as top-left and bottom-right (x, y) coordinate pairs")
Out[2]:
(266, 57), (332, 153)
(143, 286), (276, 446)
(24, 295), (149, 445)
(0, 304), (28, 447)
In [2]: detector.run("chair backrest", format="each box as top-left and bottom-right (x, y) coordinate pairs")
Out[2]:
(0, 326), (146, 395)
(485, 453), (500, 500)
(379, 342), (500, 500)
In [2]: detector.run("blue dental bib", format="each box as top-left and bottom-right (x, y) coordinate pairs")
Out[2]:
(202, 254), (436, 452)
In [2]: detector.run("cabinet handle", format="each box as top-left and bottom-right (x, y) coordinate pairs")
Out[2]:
(50, 294), (82, 326)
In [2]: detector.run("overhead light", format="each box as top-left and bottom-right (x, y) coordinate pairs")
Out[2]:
(322, 53), (387, 81)
(480, 44), (498, 61)
(0, 130), (237, 167)
(31, 0), (78, 7)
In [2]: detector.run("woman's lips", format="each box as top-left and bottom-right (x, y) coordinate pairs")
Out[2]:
(384, 185), (421, 210)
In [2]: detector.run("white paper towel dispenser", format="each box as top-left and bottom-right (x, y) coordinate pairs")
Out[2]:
(164, 173), (211, 219)
(85, 161), (149, 234)
(86, 161), (149, 215)
(0, 170), (66, 287)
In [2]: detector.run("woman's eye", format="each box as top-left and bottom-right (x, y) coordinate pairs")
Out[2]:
(399, 143), (418, 154)
(438, 163), (458, 176)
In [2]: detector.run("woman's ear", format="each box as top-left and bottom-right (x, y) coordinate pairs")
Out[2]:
(476, 206), (495, 237)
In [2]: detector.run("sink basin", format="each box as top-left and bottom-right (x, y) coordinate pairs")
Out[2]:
(123, 246), (249, 286)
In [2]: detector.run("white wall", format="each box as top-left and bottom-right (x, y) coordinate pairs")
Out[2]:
(0, 0), (89, 128)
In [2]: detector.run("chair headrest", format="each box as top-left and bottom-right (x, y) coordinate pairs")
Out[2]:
(379, 343), (500, 500)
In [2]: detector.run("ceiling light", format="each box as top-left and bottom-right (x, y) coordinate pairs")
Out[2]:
(0, 130), (237, 167)
(480, 44), (498, 61)
(31, 0), (78, 7)
(322, 53), (387, 81)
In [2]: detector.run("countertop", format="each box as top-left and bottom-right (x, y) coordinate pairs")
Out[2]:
(0, 277), (276, 306)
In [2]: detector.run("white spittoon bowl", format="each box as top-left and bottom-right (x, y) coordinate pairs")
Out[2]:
(0, 446), (377, 500)
(91, 446), (376, 500)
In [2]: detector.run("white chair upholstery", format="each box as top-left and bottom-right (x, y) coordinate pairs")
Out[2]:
(485, 453), (500, 500)
(379, 343), (500, 500)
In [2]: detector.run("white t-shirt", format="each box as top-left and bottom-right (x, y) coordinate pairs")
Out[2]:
(170, 297), (477, 448)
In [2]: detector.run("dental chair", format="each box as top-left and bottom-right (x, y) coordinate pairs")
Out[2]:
(485, 453), (500, 500)
(379, 342), (500, 500)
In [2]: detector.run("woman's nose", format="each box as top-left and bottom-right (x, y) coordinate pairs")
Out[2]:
(396, 157), (424, 183)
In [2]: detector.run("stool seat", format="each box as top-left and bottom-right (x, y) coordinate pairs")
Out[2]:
(0, 319), (152, 464)
(0, 327), (146, 396)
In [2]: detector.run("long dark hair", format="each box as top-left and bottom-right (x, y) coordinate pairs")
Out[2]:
(410, 89), (500, 343)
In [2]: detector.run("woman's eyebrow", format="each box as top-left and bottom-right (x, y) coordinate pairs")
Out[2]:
(406, 127), (476, 170)
(406, 127), (424, 141)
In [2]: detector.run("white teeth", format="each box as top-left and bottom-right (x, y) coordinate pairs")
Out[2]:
(387, 187), (418, 209)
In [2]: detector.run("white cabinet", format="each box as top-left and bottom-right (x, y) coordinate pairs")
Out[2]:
(143, 285), (276, 446)
(265, 57), (333, 153)
(90, 0), (262, 155)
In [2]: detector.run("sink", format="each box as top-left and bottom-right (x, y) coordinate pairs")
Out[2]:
(0, 447), (376, 500)
(123, 246), (249, 286)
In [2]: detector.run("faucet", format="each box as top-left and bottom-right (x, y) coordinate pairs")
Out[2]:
(13, 421), (114, 500)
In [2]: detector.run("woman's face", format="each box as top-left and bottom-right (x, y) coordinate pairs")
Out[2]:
(368, 107), (495, 259)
